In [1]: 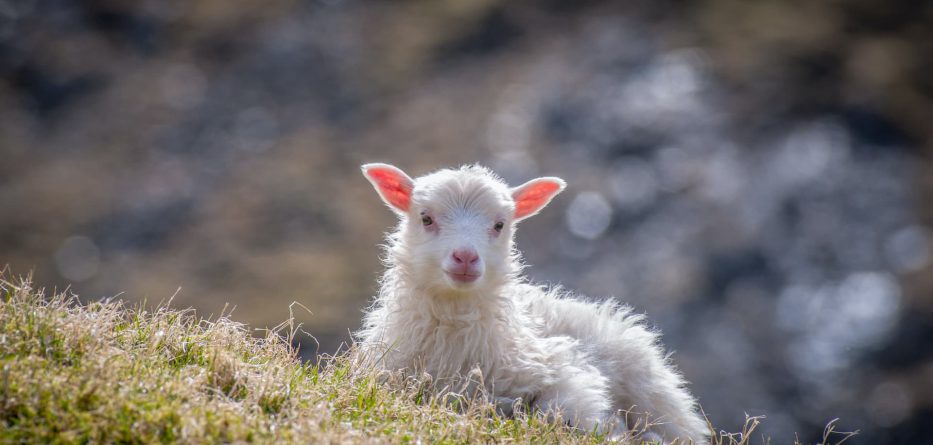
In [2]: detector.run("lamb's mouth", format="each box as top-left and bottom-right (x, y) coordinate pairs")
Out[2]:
(444, 270), (481, 283)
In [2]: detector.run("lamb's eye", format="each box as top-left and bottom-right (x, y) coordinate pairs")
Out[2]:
(422, 215), (434, 226)
(494, 221), (504, 232)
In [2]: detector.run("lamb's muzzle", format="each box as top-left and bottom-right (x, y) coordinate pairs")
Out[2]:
(357, 162), (709, 444)
(445, 247), (481, 284)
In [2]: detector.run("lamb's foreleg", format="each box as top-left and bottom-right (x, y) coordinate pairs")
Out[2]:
(532, 363), (616, 435)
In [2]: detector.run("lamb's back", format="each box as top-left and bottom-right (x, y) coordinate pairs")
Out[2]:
(512, 283), (647, 346)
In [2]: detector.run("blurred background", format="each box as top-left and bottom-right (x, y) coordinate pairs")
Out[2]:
(2, 0), (932, 443)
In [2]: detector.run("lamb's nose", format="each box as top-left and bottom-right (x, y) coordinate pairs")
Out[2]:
(452, 249), (479, 265)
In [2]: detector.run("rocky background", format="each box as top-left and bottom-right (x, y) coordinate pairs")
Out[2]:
(2, 0), (932, 443)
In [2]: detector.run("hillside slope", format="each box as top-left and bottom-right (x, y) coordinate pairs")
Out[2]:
(0, 276), (851, 444)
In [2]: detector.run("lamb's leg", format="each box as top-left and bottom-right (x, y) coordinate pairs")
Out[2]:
(598, 322), (708, 444)
(532, 364), (615, 435)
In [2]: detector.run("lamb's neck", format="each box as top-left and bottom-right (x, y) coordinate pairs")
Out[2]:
(378, 278), (527, 378)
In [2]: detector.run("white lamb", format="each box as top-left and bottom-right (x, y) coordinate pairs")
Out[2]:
(357, 163), (708, 444)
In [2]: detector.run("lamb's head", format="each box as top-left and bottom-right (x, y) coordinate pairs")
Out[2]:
(362, 163), (565, 294)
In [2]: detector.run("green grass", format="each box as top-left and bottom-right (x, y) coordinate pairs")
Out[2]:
(0, 275), (855, 444)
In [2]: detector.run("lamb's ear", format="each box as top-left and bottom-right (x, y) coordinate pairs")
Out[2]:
(510, 177), (566, 221)
(361, 163), (415, 214)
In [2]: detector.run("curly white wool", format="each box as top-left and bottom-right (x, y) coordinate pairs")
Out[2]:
(357, 163), (708, 444)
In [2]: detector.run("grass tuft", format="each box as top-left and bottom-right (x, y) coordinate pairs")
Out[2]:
(0, 275), (854, 444)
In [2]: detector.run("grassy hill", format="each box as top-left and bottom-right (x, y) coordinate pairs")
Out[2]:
(0, 275), (853, 444)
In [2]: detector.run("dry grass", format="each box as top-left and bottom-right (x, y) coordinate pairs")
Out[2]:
(0, 275), (855, 444)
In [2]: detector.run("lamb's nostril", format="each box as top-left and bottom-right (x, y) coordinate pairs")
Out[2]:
(452, 249), (479, 265)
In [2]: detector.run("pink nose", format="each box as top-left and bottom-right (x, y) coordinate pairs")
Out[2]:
(451, 249), (479, 265)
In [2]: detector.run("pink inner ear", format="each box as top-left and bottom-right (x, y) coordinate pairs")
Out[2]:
(513, 180), (563, 220)
(365, 166), (413, 212)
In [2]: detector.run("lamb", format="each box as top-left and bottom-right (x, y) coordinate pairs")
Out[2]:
(356, 163), (708, 444)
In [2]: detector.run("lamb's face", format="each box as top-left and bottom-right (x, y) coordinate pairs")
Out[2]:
(362, 163), (565, 294)
(404, 170), (514, 291)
